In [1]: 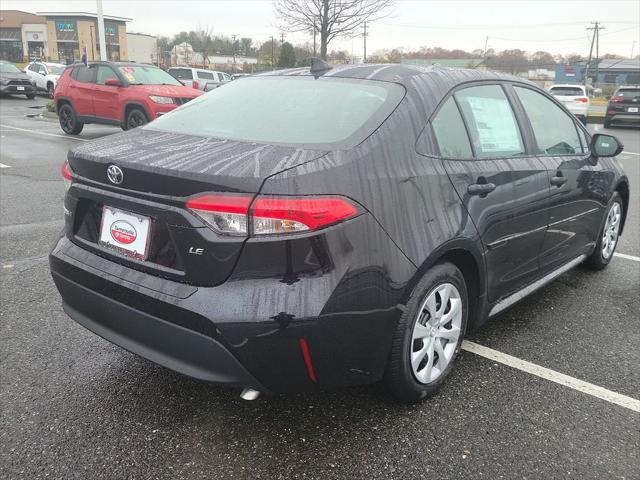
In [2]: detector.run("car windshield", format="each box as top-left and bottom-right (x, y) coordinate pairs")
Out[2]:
(617, 88), (640, 99)
(146, 76), (405, 147)
(0, 62), (22, 74)
(118, 65), (182, 85)
(549, 87), (584, 96)
(48, 65), (65, 75)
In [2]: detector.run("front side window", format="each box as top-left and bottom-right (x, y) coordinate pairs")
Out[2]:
(118, 65), (181, 86)
(454, 85), (524, 158)
(514, 86), (582, 155)
(96, 66), (117, 85)
(431, 97), (472, 159)
(74, 65), (94, 83)
(217, 73), (225, 82)
(147, 76), (405, 147)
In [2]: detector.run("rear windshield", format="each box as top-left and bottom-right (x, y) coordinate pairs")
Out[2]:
(168, 68), (193, 80)
(118, 65), (182, 85)
(146, 76), (405, 147)
(616, 88), (640, 98)
(549, 87), (584, 96)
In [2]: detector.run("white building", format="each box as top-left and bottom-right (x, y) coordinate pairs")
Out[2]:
(126, 32), (156, 63)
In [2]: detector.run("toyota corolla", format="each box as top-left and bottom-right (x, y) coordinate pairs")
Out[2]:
(50, 62), (629, 402)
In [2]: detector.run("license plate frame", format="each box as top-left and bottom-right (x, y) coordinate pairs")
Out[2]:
(16, 86), (25, 91)
(98, 206), (151, 260)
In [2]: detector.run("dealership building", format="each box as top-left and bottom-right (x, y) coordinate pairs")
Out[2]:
(0, 10), (48, 62)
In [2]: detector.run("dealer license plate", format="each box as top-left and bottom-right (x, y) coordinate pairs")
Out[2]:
(628, 107), (639, 113)
(99, 207), (151, 260)
(17, 86), (25, 91)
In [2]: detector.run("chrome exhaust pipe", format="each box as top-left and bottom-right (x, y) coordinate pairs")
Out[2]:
(240, 388), (261, 401)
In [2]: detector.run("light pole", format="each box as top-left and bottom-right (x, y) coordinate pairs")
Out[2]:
(96, 0), (107, 60)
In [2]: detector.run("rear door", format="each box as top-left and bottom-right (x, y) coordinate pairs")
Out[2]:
(70, 65), (97, 117)
(434, 84), (550, 302)
(93, 65), (120, 121)
(512, 85), (606, 272)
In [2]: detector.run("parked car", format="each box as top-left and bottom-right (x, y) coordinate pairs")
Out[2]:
(231, 73), (250, 80)
(54, 61), (203, 134)
(167, 67), (231, 91)
(604, 85), (640, 128)
(50, 64), (629, 403)
(548, 83), (590, 124)
(0, 60), (36, 99)
(24, 61), (66, 98)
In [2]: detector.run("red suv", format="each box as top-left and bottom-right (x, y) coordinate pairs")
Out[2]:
(54, 61), (203, 134)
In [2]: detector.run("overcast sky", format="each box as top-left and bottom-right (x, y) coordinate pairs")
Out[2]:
(5, 0), (640, 57)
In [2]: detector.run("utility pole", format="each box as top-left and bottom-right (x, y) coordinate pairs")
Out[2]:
(631, 40), (637, 59)
(232, 34), (237, 73)
(96, 0), (107, 60)
(483, 36), (489, 66)
(280, 32), (286, 45)
(270, 35), (275, 69)
(585, 22), (604, 88)
(363, 21), (367, 63)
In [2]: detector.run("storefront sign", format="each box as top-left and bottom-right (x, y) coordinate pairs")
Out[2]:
(57, 22), (74, 32)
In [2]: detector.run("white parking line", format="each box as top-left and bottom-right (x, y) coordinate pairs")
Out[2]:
(614, 252), (640, 262)
(462, 341), (640, 413)
(0, 163), (10, 169)
(622, 151), (640, 156)
(0, 124), (89, 141)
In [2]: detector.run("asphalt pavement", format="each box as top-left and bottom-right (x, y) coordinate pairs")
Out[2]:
(1, 95), (639, 480)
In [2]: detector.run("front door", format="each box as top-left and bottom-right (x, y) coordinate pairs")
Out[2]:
(511, 85), (607, 273)
(93, 65), (120, 122)
(432, 84), (550, 303)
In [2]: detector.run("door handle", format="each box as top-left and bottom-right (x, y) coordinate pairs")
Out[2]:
(550, 175), (568, 187)
(467, 182), (496, 196)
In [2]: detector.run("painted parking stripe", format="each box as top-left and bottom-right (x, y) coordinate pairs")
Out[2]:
(0, 124), (89, 141)
(614, 252), (640, 262)
(462, 341), (640, 413)
(0, 163), (10, 169)
(621, 151), (640, 156)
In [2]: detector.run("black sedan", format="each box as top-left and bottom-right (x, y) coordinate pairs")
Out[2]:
(50, 62), (629, 402)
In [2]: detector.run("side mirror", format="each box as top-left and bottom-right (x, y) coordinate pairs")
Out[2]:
(590, 133), (624, 158)
(104, 78), (122, 87)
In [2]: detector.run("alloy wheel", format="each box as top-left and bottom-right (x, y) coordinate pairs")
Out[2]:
(60, 107), (74, 132)
(127, 110), (147, 129)
(410, 282), (463, 384)
(602, 202), (621, 260)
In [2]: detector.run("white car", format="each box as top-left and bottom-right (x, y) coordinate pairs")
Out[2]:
(548, 84), (591, 125)
(24, 61), (66, 98)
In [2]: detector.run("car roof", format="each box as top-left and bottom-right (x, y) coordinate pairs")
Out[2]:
(69, 61), (158, 68)
(617, 85), (640, 89)
(257, 63), (529, 88)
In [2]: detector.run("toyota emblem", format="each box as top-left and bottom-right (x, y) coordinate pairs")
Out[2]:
(107, 165), (124, 185)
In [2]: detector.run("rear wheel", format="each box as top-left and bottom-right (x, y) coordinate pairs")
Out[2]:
(604, 117), (612, 129)
(58, 103), (84, 135)
(124, 107), (148, 130)
(26, 93), (35, 99)
(586, 192), (623, 270)
(385, 262), (468, 403)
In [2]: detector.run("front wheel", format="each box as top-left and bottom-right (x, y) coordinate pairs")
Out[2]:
(586, 192), (623, 270)
(26, 93), (35, 99)
(47, 83), (55, 99)
(123, 107), (148, 130)
(58, 103), (84, 134)
(385, 262), (468, 403)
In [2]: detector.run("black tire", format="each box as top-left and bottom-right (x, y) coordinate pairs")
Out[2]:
(124, 107), (148, 130)
(603, 118), (612, 129)
(385, 262), (468, 403)
(26, 93), (35, 99)
(58, 103), (84, 135)
(586, 192), (623, 270)
(47, 83), (55, 99)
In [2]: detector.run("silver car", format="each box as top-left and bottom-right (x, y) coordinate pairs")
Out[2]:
(167, 67), (231, 91)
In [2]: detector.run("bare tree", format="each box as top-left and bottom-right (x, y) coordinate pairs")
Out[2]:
(274, 0), (396, 60)
(191, 26), (214, 67)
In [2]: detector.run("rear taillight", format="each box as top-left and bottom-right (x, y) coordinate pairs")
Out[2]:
(61, 160), (73, 191)
(192, 80), (199, 90)
(574, 97), (589, 103)
(610, 96), (624, 102)
(186, 194), (359, 236)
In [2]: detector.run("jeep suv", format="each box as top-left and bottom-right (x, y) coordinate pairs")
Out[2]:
(54, 61), (203, 135)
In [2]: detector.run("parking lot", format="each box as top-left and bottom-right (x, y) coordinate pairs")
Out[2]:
(1, 95), (638, 479)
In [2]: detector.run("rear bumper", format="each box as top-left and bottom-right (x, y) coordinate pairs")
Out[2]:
(606, 114), (640, 125)
(50, 210), (413, 392)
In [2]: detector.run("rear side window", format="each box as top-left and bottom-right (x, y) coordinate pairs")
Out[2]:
(73, 65), (95, 83)
(615, 88), (640, 99)
(217, 73), (225, 82)
(514, 86), (582, 155)
(454, 85), (524, 158)
(197, 71), (214, 80)
(431, 97), (472, 159)
(169, 68), (193, 80)
(147, 76), (405, 147)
